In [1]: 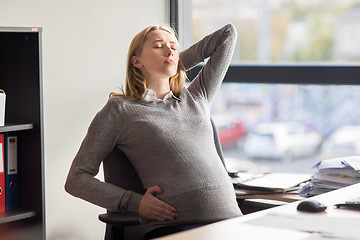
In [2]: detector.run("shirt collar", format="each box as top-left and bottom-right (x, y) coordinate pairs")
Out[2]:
(142, 89), (180, 102)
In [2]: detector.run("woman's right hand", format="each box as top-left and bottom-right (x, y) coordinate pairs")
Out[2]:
(138, 185), (178, 222)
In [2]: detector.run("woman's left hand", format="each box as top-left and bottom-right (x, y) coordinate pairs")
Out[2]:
(138, 185), (178, 222)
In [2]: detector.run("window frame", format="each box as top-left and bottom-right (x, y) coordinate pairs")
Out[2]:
(186, 65), (360, 85)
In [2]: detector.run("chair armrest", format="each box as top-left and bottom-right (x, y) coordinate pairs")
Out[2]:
(98, 212), (142, 227)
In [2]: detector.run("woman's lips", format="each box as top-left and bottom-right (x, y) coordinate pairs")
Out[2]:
(165, 59), (175, 65)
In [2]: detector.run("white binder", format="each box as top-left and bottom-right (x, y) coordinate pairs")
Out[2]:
(0, 89), (5, 126)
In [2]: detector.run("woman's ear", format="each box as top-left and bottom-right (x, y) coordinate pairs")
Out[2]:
(132, 56), (143, 69)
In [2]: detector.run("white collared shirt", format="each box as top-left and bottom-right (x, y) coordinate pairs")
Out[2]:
(142, 89), (179, 102)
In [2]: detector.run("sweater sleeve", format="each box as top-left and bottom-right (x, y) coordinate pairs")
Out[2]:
(179, 24), (237, 105)
(64, 98), (143, 213)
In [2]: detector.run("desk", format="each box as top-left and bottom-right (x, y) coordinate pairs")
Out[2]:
(156, 183), (360, 240)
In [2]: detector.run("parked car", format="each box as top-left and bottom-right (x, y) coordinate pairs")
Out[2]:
(212, 116), (247, 148)
(244, 122), (322, 162)
(321, 125), (360, 158)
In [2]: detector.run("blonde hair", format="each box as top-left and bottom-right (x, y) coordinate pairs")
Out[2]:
(110, 25), (186, 100)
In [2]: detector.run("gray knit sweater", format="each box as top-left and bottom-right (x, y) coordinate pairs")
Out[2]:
(65, 24), (242, 234)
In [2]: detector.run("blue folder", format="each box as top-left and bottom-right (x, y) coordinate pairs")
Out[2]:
(4, 132), (19, 211)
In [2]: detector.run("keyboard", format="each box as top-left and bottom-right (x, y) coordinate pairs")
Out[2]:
(335, 196), (360, 209)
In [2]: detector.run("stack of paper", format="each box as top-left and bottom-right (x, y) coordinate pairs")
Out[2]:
(299, 156), (360, 197)
(233, 173), (310, 194)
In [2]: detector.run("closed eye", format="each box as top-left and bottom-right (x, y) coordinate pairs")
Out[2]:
(153, 44), (177, 51)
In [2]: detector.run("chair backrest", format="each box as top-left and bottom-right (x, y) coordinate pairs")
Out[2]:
(103, 147), (146, 195)
(210, 118), (226, 169)
(102, 148), (145, 240)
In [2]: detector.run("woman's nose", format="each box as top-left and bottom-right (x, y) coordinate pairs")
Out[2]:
(166, 47), (174, 57)
(166, 51), (173, 57)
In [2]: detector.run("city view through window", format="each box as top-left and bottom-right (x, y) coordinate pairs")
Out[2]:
(211, 83), (360, 174)
(189, 0), (360, 174)
(192, 0), (360, 64)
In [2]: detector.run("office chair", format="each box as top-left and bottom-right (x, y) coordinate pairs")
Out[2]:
(98, 118), (226, 240)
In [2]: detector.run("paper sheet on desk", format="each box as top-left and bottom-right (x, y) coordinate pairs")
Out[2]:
(234, 173), (310, 192)
(342, 157), (360, 170)
(315, 156), (360, 178)
(245, 213), (360, 239)
(156, 218), (311, 240)
(313, 172), (360, 185)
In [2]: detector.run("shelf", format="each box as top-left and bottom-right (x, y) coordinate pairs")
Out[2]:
(0, 210), (36, 224)
(0, 124), (34, 133)
(0, 27), (44, 239)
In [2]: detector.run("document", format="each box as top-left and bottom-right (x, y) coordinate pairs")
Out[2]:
(300, 156), (360, 197)
(315, 156), (360, 178)
(245, 212), (360, 240)
(313, 172), (360, 185)
(342, 157), (360, 172)
(233, 173), (310, 193)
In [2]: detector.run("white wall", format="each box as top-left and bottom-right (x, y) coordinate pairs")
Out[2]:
(0, 0), (166, 239)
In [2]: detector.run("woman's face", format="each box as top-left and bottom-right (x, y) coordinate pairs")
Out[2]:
(133, 29), (179, 82)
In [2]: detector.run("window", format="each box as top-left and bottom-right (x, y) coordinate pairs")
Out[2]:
(187, 0), (360, 64)
(175, 0), (360, 174)
(212, 82), (360, 173)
